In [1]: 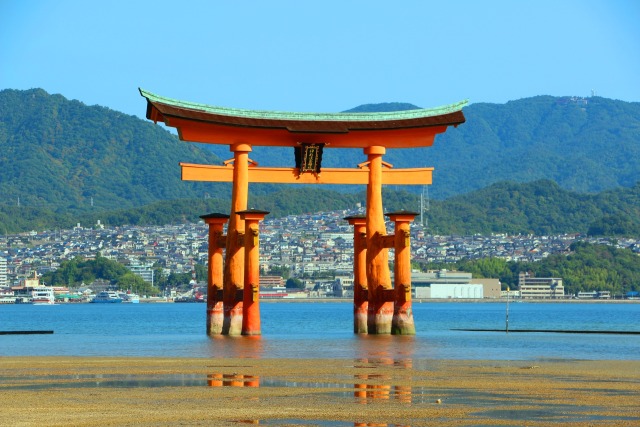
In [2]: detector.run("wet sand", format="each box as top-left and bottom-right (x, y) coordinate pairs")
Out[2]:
(1, 357), (639, 426)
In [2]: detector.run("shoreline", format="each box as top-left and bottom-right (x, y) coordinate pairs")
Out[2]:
(44, 297), (640, 304)
(1, 356), (638, 426)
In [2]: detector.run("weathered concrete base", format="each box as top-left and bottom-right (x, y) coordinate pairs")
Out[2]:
(392, 303), (416, 335)
(206, 302), (224, 335)
(371, 301), (394, 335)
(354, 302), (368, 334)
(224, 303), (244, 336)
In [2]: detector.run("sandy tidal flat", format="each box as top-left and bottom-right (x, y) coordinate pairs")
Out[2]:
(1, 357), (639, 426)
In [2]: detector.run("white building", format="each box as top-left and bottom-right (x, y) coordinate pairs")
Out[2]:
(128, 259), (155, 285)
(518, 272), (564, 299)
(412, 270), (493, 299)
(0, 257), (7, 287)
(429, 283), (484, 299)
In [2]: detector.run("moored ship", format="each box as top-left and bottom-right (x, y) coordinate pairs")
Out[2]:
(119, 292), (140, 303)
(91, 291), (123, 303)
(31, 286), (56, 305)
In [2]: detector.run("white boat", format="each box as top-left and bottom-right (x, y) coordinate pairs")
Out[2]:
(91, 291), (123, 303)
(119, 292), (140, 303)
(12, 273), (55, 304)
(31, 286), (56, 305)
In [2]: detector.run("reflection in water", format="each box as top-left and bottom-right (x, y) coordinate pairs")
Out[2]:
(355, 424), (410, 427)
(233, 420), (409, 427)
(207, 373), (260, 387)
(355, 335), (416, 361)
(353, 357), (416, 408)
(354, 357), (413, 369)
(354, 374), (413, 405)
(207, 335), (264, 358)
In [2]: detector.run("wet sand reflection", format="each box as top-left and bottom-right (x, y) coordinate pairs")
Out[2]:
(207, 373), (260, 387)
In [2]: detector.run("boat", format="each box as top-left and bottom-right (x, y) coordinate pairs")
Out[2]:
(91, 291), (123, 303)
(174, 290), (205, 303)
(31, 286), (56, 305)
(11, 273), (55, 304)
(119, 292), (140, 303)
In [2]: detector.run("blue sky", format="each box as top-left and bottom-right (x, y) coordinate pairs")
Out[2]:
(1, 0), (638, 118)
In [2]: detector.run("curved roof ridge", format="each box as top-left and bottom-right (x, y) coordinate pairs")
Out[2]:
(139, 88), (468, 122)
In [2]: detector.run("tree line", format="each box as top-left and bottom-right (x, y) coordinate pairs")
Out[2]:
(416, 242), (640, 296)
(42, 241), (639, 298)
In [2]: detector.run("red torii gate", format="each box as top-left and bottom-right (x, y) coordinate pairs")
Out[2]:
(140, 89), (466, 336)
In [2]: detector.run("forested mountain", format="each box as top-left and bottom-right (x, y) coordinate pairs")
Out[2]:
(202, 96), (640, 199)
(427, 180), (640, 236)
(1, 88), (639, 235)
(2, 180), (634, 237)
(0, 88), (225, 214)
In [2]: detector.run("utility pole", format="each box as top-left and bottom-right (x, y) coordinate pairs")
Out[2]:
(506, 286), (510, 334)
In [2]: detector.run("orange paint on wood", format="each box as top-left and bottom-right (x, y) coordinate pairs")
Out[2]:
(364, 146), (393, 334)
(181, 163), (433, 185)
(346, 216), (368, 334)
(167, 117), (445, 149)
(387, 212), (417, 335)
(238, 210), (268, 336)
(223, 144), (251, 335)
(201, 214), (229, 335)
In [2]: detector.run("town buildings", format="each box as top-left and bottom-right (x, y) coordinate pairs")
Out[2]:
(1, 208), (638, 298)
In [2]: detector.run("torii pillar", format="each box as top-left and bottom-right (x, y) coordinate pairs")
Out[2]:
(386, 210), (418, 335)
(237, 209), (269, 336)
(200, 213), (229, 335)
(365, 146), (394, 334)
(223, 143), (251, 335)
(345, 215), (368, 334)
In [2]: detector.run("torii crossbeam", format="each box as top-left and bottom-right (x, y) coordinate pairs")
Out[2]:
(140, 88), (466, 336)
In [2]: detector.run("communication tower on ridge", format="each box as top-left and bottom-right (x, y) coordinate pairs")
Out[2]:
(420, 185), (429, 228)
(189, 258), (197, 287)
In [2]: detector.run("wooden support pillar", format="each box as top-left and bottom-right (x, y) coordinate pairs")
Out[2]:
(386, 211), (418, 335)
(223, 143), (251, 335)
(345, 215), (368, 334)
(364, 146), (393, 334)
(200, 213), (229, 335)
(237, 209), (269, 336)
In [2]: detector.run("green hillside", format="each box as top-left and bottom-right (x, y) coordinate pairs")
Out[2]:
(425, 96), (640, 199)
(1, 177), (639, 236)
(66, 182), (640, 238)
(203, 96), (640, 199)
(427, 180), (640, 236)
(1, 88), (639, 236)
(0, 88), (225, 213)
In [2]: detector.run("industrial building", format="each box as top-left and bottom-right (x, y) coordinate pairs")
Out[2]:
(413, 270), (501, 299)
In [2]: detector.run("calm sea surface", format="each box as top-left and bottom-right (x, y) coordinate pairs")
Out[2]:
(1, 302), (638, 360)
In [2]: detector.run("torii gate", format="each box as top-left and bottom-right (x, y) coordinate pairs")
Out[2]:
(140, 89), (466, 336)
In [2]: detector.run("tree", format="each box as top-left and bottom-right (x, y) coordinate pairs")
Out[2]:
(117, 272), (159, 296)
(267, 265), (290, 279)
(286, 277), (304, 290)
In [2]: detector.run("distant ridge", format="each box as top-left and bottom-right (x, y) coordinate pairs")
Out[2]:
(1, 88), (639, 233)
(201, 96), (640, 200)
(342, 102), (421, 113)
(0, 88), (224, 213)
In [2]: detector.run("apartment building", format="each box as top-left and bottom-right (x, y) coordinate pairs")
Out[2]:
(518, 272), (565, 299)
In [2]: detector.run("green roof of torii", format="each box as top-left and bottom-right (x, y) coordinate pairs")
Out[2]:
(139, 88), (468, 123)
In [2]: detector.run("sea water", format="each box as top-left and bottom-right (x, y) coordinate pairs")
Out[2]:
(1, 302), (638, 360)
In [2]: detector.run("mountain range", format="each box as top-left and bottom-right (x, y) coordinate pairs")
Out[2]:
(202, 94), (640, 199)
(0, 88), (638, 234)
